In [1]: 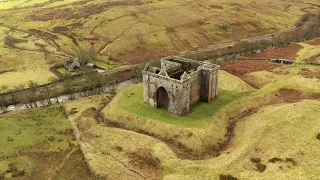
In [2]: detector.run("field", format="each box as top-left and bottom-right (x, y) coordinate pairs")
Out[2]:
(1, 44), (319, 179)
(0, 0), (320, 89)
(1, 0), (320, 179)
(296, 42), (320, 64)
(0, 106), (95, 179)
(105, 83), (245, 128)
(60, 60), (320, 179)
(249, 44), (303, 60)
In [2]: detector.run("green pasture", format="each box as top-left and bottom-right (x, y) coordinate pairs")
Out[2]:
(109, 84), (245, 128)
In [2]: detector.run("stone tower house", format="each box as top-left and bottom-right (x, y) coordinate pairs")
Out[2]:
(142, 56), (220, 116)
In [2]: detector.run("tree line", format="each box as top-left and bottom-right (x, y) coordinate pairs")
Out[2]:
(1, 12), (320, 111)
(188, 12), (320, 62)
(0, 68), (135, 112)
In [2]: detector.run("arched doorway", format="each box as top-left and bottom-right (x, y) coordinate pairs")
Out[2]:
(156, 87), (169, 108)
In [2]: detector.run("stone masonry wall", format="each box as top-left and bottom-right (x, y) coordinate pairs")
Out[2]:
(188, 71), (201, 104)
(143, 56), (219, 116)
(143, 71), (190, 116)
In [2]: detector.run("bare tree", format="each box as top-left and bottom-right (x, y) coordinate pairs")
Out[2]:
(72, 45), (98, 64)
(0, 93), (7, 112)
(25, 80), (39, 108)
(104, 74), (118, 96)
(11, 84), (25, 106)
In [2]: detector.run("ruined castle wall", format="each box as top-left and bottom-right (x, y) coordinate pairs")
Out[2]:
(161, 59), (182, 75)
(210, 67), (219, 98)
(143, 57), (219, 116)
(188, 70), (202, 104)
(168, 57), (202, 71)
(203, 66), (219, 102)
(200, 69), (212, 102)
(143, 71), (190, 116)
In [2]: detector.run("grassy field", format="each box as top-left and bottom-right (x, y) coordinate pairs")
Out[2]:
(106, 84), (245, 128)
(296, 42), (320, 64)
(0, 106), (94, 179)
(0, 47), (58, 90)
(219, 70), (255, 92)
(101, 66), (304, 154)
(154, 99), (320, 180)
(1, 0), (320, 179)
(0, 0), (319, 89)
(59, 61), (318, 179)
(57, 67), (80, 76)
(62, 63), (320, 179)
(62, 93), (147, 179)
(243, 70), (283, 88)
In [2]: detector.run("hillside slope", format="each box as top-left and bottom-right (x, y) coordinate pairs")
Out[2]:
(0, 0), (320, 64)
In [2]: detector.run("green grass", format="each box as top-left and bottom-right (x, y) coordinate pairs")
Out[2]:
(92, 60), (120, 70)
(57, 67), (80, 76)
(96, 65), (320, 179)
(296, 42), (320, 64)
(114, 84), (244, 128)
(0, 106), (72, 155)
(0, 106), (76, 178)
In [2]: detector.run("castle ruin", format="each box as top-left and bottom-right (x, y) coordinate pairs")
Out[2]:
(142, 56), (220, 116)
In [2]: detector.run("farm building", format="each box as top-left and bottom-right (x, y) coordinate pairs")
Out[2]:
(64, 58), (80, 72)
(271, 58), (293, 64)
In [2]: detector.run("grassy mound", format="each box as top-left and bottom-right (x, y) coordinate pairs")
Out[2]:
(296, 43), (320, 64)
(215, 100), (320, 179)
(154, 100), (320, 179)
(58, 61), (320, 179)
(243, 70), (282, 88)
(104, 84), (244, 128)
(219, 70), (255, 92)
(284, 74), (320, 93)
(69, 93), (320, 179)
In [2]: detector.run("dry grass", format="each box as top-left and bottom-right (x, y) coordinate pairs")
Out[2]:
(0, 0), (319, 88)
(0, 47), (57, 90)
(64, 93), (320, 179)
(296, 43), (320, 64)
(57, 63), (320, 179)
(284, 74), (320, 93)
(63, 93), (157, 179)
(218, 70), (255, 92)
(0, 0), (319, 64)
(242, 70), (282, 88)
(0, 106), (93, 179)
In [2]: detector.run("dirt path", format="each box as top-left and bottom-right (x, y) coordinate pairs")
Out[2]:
(63, 99), (146, 179)
(47, 149), (76, 180)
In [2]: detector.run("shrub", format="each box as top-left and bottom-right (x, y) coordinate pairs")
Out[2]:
(219, 174), (239, 180)
(250, 157), (261, 163)
(269, 157), (283, 163)
(3, 35), (24, 47)
(285, 158), (297, 166)
(129, 148), (160, 169)
(256, 163), (267, 172)
(218, 24), (229, 32)
(295, 13), (314, 27)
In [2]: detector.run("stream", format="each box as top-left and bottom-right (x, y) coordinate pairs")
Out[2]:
(0, 80), (134, 114)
